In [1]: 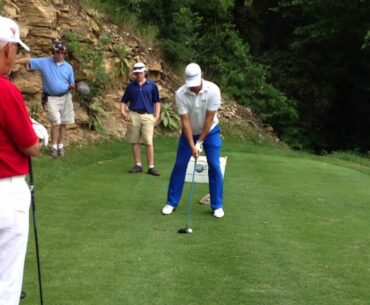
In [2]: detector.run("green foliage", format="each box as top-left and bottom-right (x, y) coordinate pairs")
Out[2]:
(82, 0), (370, 151)
(161, 7), (202, 63)
(0, 0), (4, 13)
(159, 103), (180, 130)
(111, 44), (131, 80)
(197, 24), (298, 140)
(78, 96), (108, 131)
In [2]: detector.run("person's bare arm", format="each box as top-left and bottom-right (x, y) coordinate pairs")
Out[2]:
(154, 102), (161, 122)
(180, 114), (199, 159)
(15, 57), (31, 67)
(198, 110), (216, 143)
(120, 102), (129, 121)
(20, 140), (40, 157)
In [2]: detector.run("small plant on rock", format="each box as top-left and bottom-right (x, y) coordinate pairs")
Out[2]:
(112, 44), (131, 81)
(160, 103), (180, 130)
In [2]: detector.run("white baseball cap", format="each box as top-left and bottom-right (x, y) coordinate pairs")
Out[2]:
(132, 62), (146, 73)
(185, 63), (202, 87)
(0, 16), (29, 51)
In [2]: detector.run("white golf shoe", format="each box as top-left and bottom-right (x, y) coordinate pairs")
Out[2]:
(213, 208), (225, 218)
(162, 204), (174, 215)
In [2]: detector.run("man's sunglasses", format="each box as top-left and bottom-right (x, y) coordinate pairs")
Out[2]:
(11, 43), (21, 55)
(54, 50), (65, 54)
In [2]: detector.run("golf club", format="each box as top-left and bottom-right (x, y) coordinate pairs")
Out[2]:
(28, 157), (44, 305)
(178, 159), (200, 234)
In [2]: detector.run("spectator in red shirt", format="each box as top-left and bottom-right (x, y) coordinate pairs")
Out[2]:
(0, 16), (41, 305)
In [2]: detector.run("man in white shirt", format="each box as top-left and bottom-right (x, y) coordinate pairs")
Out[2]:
(162, 63), (224, 218)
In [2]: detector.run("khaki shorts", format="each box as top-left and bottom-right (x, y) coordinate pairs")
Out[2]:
(47, 92), (75, 125)
(126, 111), (156, 145)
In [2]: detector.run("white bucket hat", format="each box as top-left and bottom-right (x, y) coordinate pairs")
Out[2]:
(0, 16), (29, 51)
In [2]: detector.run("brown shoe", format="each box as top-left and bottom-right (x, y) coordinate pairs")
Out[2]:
(129, 165), (143, 173)
(147, 167), (160, 176)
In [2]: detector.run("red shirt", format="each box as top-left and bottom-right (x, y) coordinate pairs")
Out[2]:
(0, 74), (38, 178)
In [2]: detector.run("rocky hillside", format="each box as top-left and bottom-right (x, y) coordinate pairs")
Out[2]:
(2, 0), (277, 145)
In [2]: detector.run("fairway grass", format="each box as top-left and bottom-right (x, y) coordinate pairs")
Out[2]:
(23, 137), (370, 305)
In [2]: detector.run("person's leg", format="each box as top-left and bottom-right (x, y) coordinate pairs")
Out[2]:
(126, 112), (142, 171)
(132, 143), (142, 164)
(141, 114), (155, 167)
(58, 93), (75, 157)
(145, 144), (154, 167)
(166, 134), (192, 207)
(203, 127), (223, 210)
(57, 124), (66, 145)
(47, 96), (63, 158)
(51, 125), (60, 146)
(0, 177), (30, 305)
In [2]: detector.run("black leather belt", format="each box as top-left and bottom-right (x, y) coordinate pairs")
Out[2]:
(48, 91), (68, 97)
(133, 110), (148, 114)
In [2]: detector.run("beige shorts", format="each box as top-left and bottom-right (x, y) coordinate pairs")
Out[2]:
(126, 111), (156, 145)
(47, 92), (75, 125)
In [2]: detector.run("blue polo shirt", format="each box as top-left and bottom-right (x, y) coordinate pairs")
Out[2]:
(121, 79), (160, 114)
(29, 58), (74, 96)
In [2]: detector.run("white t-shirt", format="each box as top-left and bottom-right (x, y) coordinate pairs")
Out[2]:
(175, 80), (221, 135)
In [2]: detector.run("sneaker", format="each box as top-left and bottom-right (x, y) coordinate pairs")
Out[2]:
(129, 165), (143, 173)
(57, 147), (64, 157)
(51, 148), (58, 158)
(162, 204), (175, 215)
(147, 167), (160, 176)
(213, 208), (225, 218)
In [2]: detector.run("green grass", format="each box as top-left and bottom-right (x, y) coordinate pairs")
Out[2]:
(23, 136), (370, 305)
(79, 0), (158, 45)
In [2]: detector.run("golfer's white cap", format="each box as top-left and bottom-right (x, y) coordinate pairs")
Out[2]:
(185, 63), (202, 87)
(132, 62), (146, 73)
(0, 16), (30, 51)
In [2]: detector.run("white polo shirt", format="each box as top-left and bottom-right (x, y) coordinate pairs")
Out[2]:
(175, 80), (221, 135)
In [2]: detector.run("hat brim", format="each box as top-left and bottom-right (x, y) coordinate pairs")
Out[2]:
(18, 40), (30, 51)
(132, 68), (146, 73)
(185, 75), (201, 88)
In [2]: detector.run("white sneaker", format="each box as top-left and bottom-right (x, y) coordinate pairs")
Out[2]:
(162, 204), (174, 215)
(213, 208), (225, 218)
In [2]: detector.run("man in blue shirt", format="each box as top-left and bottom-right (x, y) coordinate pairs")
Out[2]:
(16, 41), (75, 158)
(120, 62), (161, 176)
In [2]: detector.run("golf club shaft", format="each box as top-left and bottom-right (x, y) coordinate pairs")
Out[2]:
(185, 159), (197, 228)
(28, 158), (44, 305)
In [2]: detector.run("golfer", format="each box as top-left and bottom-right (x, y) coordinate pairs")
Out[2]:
(16, 41), (75, 158)
(120, 62), (161, 176)
(162, 63), (225, 218)
(0, 16), (41, 305)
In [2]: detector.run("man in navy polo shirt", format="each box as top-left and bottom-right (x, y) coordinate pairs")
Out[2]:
(120, 62), (161, 176)
(16, 41), (75, 158)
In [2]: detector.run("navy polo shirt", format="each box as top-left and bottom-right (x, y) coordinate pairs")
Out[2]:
(121, 79), (160, 114)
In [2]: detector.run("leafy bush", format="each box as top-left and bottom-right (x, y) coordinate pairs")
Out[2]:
(112, 44), (131, 81)
(160, 103), (180, 130)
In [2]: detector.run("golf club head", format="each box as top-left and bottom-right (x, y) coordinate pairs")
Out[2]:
(195, 164), (205, 173)
(76, 81), (91, 96)
(178, 227), (192, 234)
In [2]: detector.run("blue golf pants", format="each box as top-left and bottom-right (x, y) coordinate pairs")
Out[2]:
(166, 124), (223, 210)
